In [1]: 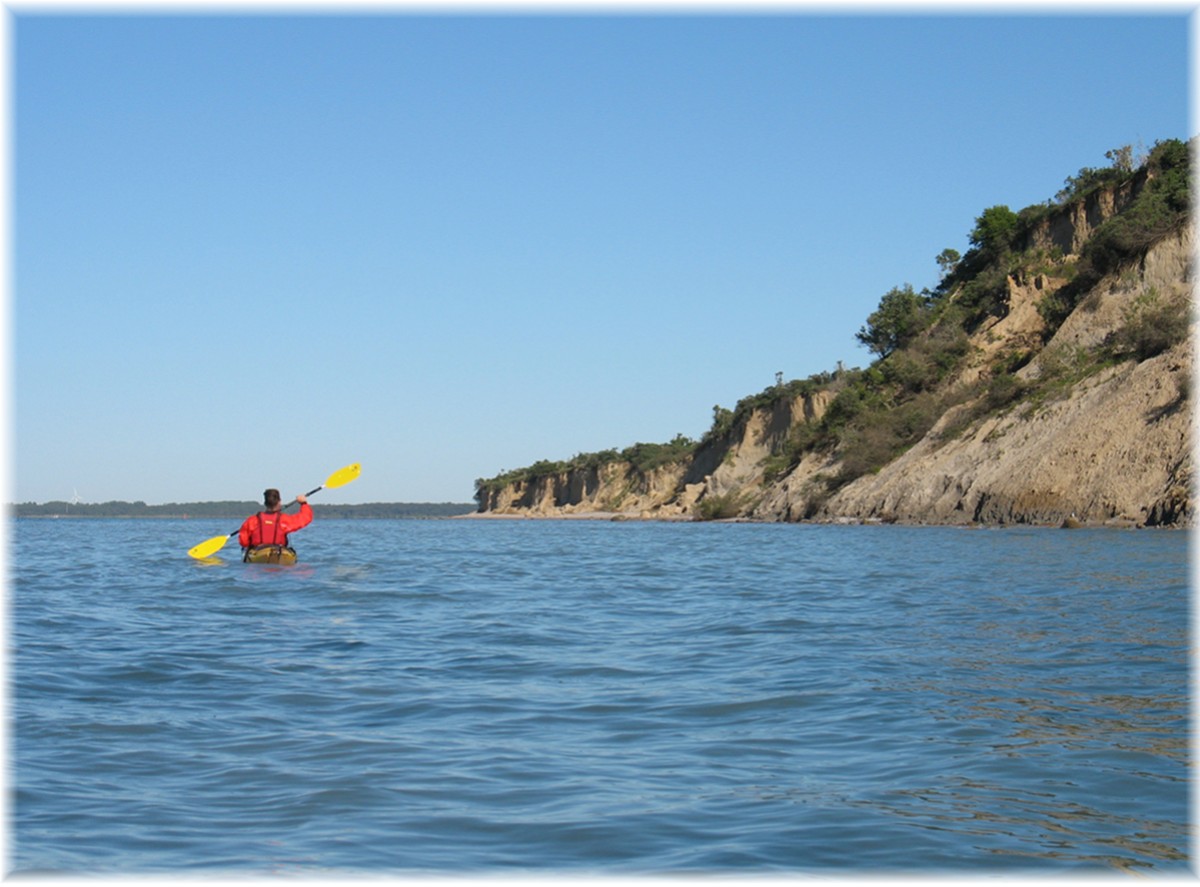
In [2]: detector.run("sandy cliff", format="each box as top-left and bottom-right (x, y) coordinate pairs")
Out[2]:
(475, 156), (1193, 527)
(758, 227), (1192, 527)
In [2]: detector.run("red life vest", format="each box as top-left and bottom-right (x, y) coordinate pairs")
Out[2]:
(248, 511), (287, 547)
(239, 502), (312, 550)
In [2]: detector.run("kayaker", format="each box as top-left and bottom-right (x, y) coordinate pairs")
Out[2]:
(239, 488), (313, 563)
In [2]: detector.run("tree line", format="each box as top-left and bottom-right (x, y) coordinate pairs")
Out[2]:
(11, 501), (475, 519)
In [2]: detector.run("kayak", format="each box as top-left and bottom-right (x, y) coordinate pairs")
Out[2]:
(243, 545), (298, 565)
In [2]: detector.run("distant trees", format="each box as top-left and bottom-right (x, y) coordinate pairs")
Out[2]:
(11, 501), (474, 518)
(11, 500), (257, 518)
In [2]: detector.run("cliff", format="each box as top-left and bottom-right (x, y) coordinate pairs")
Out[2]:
(475, 142), (1193, 527)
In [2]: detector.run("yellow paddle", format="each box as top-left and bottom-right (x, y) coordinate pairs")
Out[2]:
(187, 462), (361, 560)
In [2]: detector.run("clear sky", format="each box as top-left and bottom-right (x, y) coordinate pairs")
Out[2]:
(10, 3), (1195, 505)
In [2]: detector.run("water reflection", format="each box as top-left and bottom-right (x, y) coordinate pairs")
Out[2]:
(871, 776), (1188, 869)
(858, 549), (1190, 871)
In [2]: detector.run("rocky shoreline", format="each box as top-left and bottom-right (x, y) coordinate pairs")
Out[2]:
(456, 508), (1169, 529)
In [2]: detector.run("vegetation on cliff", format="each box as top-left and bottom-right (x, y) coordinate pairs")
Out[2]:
(825, 140), (1188, 474)
(475, 435), (698, 498)
(475, 139), (1191, 519)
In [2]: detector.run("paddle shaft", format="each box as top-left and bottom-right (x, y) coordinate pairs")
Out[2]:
(284, 485), (324, 509)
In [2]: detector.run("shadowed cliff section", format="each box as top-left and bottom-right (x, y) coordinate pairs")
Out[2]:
(475, 140), (1193, 527)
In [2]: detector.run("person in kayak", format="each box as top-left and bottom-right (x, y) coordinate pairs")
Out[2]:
(239, 488), (313, 563)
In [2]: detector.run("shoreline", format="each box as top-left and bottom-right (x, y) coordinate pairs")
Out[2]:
(454, 510), (680, 522)
(456, 510), (1160, 529)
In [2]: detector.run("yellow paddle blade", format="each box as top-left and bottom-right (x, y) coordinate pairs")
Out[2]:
(324, 462), (361, 489)
(188, 534), (232, 560)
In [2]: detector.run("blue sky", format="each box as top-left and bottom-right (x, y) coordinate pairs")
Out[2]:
(11, 7), (1194, 505)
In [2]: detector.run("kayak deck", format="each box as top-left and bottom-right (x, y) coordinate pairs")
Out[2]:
(243, 545), (298, 565)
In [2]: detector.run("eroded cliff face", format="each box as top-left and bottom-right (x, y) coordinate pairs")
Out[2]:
(476, 390), (833, 518)
(761, 227), (1192, 527)
(476, 183), (1193, 527)
(1022, 167), (1148, 257)
(477, 459), (689, 516)
(804, 339), (1190, 526)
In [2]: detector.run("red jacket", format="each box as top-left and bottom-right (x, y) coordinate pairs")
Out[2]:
(239, 503), (313, 549)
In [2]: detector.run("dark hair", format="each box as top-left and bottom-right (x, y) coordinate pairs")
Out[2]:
(263, 488), (281, 509)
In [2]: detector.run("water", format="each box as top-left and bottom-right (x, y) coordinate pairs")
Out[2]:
(10, 518), (1191, 875)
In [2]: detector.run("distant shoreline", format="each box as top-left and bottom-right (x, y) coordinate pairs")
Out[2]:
(15, 514), (473, 520)
(10, 502), (475, 520)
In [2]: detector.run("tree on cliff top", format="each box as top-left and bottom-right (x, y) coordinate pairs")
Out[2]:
(855, 284), (929, 358)
(968, 205), (1019, 259)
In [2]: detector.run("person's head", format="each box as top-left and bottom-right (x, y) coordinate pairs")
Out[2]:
(263, 489), (282, 512)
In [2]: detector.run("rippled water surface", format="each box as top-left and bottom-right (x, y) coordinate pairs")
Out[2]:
(11, 518), (1191, 874)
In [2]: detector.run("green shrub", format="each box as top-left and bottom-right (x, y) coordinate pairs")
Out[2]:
(856, 284), (931, 358)
(760, 420), (826, 484)
(760, 454), (791, 485)
(956, 266), (1010, 324)
(619, 436), (697, 473)
(983, 372), (1033, 411)
(717, 371), (837, 438)
(1036, 283), (1083, 335)
(970, 205), (1020, 258)
(820, 378), (887, 436)
(880, 349), (937, 393)
(827, 392), (940, 489)
(1055, 164), (1124, 204)
(1083, 139), (1190, 277)
(695, 491), (745, 521)
(702, 405), (735, 443)
(1105, 290), (1191, 361)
